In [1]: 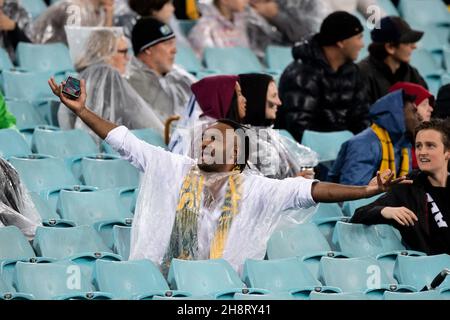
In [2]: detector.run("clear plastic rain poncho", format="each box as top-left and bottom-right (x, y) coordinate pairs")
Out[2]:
(32, 0), (107, 44)
(0, 158), (41, 240)
(58, 26), (164, 142)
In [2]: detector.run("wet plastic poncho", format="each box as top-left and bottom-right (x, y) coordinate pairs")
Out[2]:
(0, 158), (41, 240)
(32, 0), (106, 44)
(246, 126), (319, 179)
(58, 27), (164, 141)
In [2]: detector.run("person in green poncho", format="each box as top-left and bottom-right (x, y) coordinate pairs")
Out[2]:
(0, 92), (16, 129)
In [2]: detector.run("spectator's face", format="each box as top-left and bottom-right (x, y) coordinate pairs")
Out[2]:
(340, 33), (365, 62)
(153, 1), (175, 24)
(223, 0), (249, 13)
(416, 129), (450, 175)
(108, 37), (130, 75)
(147, 38), (177, 75)
(404, 100), (420, 134)
(265, 81), (281, 120)
(235, 82), (247, 120)
(416, 98), (434, 122)
(389, 42), (417, 63)
(198, 122), (244, 172)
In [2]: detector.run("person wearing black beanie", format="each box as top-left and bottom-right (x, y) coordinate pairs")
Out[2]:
(276, 11), (369, 143)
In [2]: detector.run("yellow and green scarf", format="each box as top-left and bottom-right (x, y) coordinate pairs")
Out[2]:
(371, 123), (409, 179)
(163, 168), (242, 270)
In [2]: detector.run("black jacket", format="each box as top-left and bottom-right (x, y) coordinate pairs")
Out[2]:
(276, 36), (370, 142)
(358, 55), (428, 105)
(351, 171), (450, 255)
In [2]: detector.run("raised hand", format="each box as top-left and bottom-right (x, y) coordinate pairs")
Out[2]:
(367, 169), (413, 194)
(48, 77), (87, 116)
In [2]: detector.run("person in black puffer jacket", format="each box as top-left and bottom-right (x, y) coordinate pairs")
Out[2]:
(352, 119), (450, 255)
(276, 11), (370, 143)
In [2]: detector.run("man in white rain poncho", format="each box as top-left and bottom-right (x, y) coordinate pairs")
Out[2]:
(58, 27), (164, 142)
(0, 157), (41, 240)
(49, 77), (410, 274)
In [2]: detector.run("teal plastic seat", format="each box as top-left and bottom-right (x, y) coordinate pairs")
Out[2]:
(57, 189), (133, 249)
(301, 130), (354, 163)
(32, 127), (99, 158)
(342, 194), (383, 217)
(2, 70), (55, 101)
(399, 0), (450, 27)
(0, 47), (13, 71)
(243, 258), (340, 299)
(33, 225), (121, 262)
(277, 129), (295, 141)
(8, 155), (79, 193)
(319, 257), (415, 298)
(383, 290), (441, 300)
(93, 260), (190, 299)
(175, 43), (204, 75)
(310, 203), (344, 222)
(0, 129), (31, 158)
(102, 128), (166, 155)
(332, 222), (425, 281)
(16, 42), (74, 74)
(0, 277), (33, 300)
(80, 155), (140, 189)
(376, 0), (400, 16)
(168, 259), (267, 299)
(6, 100), (47, 130)
(14, 261), (112, 300)
(204, 47), (264, 74)
(178, 19), (197, 36)
(17, 0), (48, 20)
(309, 291), (369, 300)
(265, 46), (292, 74)
(266, 223), (347, 279)
(29, 192), (75, 227)
(394, 254), (450, 291)
(112, 225), (131, 260)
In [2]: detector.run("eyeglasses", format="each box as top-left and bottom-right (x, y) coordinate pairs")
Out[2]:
(117, 48), (129, 56)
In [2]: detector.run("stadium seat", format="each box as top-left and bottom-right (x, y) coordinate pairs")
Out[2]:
(119, 187), (138, 213)
(42, 185), (97, 218)
(376, 0), (400, 16)
(383, 290), (441, 300)
(277, 129), (295, 141)
(8, 155), (80, 193)
(0, 47), (13, 71)
(399, 0), (450, 27)
(6, 100), (47, 131)
(310, 203), (344, 222)
(168, 259), (268, 299)
(0, 129), (31, 158)
(175, 43), (205, 75)
(80, 155), (140, 189)
(393, 254), (450, 291)
(18, 0), (48, 20)
(112, 225), (131, 260)
(33, 225), (121, 263)
(301, 130), (354, 163)
(32, 127), (99, 159)
(243, 258), (340, 299)
(0, 277), (33, 300)
(265, 46), (292, 74)
(342, 194), (383, 217)
(178, 20), (197, 36)
(93, 260), (190, 299)
(29, 192), (75, 227)
(266, 223), (347, 279)
(2, 70), (55, 101)
(332, 222), (425, 281)
(57, 189), (133, 248)
(204, 47), (265, 74)
(309, 291), (369, 300)
(14, 261), (113, 300)
(16, 42), (74, 74)
(319, 257), (415, 298)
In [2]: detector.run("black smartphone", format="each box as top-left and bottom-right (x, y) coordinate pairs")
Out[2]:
(62, 76), (81, 99)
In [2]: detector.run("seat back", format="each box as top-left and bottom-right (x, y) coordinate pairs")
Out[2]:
(6, 100), (47, 130)
(33, 225), (113, 259)
(0, 129), (31, 158)
(301, 130), (354, 163)
(0, 226), (36, 260)
(94, 259), (169, 299)
(265, 46), (292, 74)
(167, 259), (244, 297)
(204, 47), (264, 74)
(16, 42), (74, 73)
(17, 0), (48, 20)
(332, 222), (405, 257)
(2, 70), (54, 101)
(243, 258), (320, 293)
(393, 254), (450, 290)
(112, 225), (131, 260)
(175, 44), (203, 74)
(9, 155), (79, 193)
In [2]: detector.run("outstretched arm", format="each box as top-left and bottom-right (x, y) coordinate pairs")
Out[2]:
(311, 170), (412, 203)
(48, 78), (117, 140)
